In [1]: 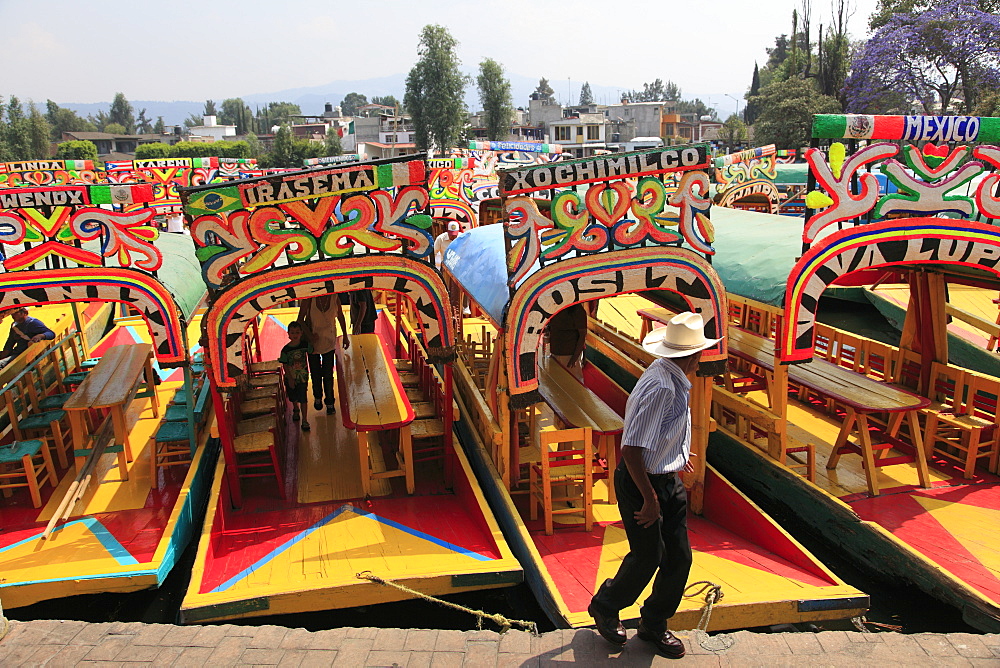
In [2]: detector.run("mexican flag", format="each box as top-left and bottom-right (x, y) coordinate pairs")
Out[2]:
(337, 121), (355, 138)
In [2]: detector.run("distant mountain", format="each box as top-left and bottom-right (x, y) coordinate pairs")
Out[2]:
(57, 72), (738, 128)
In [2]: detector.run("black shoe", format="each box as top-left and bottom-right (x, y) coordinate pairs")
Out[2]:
(587, 603), (626, 646)
(636, 623), (685, 659)
(326, 404), (336, 415)
(301, 420), (311, 432)
(314, 399), (323, 410)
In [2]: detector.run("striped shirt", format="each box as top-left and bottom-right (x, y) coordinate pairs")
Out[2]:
(621, 357), (692, 474)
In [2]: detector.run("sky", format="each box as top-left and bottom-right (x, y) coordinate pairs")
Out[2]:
(1, 0), (880, 109)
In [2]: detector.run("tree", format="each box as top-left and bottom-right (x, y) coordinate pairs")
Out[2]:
(5, 96), (31, 160)
(27, 104), (51, 158)
(204, 99), (217, 117)
(244, 132), (263, 158)
(817, 0), (854, 106)
(340, 93), (368, 116)
(136, 108), (153, 134)
(579, 82), (594, 105)
(720, 114), (749, 151)
(749, 76), (841, 149)
(371, 95), (400, 111)
(183, 113), (203, 128)
(744, 63), (762, 124)
(845, 0), (1000, 114)
(55, 140), (98, 161)
(534, 78), (555, 101)
(220, 98), (254, 134)
(323, 130), (343, 157)
(975, 89), (1000, 116)
(103, 122), (127, 135)
(404, 24), (469, 156)
(676, 98), (716, 119)
(477, 58), (515, 141)
(45, 100), (96, 141)
(153, 116), (165, 134)
(108, 92), (135, 133)
(268, 125), (296, 167)
(134, 142), (171, 159)
(88, 109), (110, 131)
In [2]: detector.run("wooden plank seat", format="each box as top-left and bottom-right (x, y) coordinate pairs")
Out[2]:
(240, 397), (275, 419)
(0, 439), (56, 508)
(232, 430), (285, 499)
(164, 404), (189, 422)
(238, 415), (277, 437)
(248, 373), (280, 389)
(412, 401), (437, 419)
(537, 357), (622, 503)
(398, 372), (421, 387)
(245, 385), (278, 401)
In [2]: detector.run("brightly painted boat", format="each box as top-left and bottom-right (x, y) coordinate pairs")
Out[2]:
(176, 155), (522, 624)
(0, 183), (214, 609)
(680, 114), (1000, 632)
(443, 146), (869, 630)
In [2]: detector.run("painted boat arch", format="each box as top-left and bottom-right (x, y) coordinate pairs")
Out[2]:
(503, 246), (727, 404)
(202, 255), (455, 387)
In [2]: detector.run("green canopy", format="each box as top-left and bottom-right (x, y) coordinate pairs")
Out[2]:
(710, 206), (801, 307)
(774, 163), (809, 185)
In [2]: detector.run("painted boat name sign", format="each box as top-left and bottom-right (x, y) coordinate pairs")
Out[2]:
(500, 145), (710, 195)
(814, 114), (1000, 142)
(0, 187), (88, 208)
(234, 161), (426, 208)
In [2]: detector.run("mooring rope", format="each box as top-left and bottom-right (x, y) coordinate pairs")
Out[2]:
(683, 580), (735, 652)
(356, 571), (537, 634)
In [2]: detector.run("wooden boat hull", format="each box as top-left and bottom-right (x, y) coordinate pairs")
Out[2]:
(707, 430), (1000, 633)
(454, 385), (868, 630)
(179, 386), (522, 623)
(0, 389), (216, 609)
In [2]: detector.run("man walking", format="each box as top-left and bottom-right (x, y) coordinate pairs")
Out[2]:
(588, 312), (721, 659)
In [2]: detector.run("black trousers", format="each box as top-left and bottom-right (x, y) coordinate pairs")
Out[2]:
(308, 351), (335, 405)
(590, 464), (692, 635)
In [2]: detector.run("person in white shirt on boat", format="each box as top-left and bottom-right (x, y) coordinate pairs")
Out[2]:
(588, 312), (721, 659)
(298, 294), (349, 415)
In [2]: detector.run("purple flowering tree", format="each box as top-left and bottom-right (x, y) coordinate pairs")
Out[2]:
(845, 0), (1000, 114)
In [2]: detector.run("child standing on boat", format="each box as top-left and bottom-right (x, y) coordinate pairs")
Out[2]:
(279, 321), (313, 431)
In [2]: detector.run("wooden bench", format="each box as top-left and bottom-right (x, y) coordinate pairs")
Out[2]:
(336, 334), (415, 496)
(537, 357), (623, 503)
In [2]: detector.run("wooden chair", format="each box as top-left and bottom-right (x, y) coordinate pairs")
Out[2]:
(226, 395), (285, 498)
(530, 427), (595, 535)
(0, 439), (57, 508)
(6, 375), (71, 470)
(924, 371), (1000, 478)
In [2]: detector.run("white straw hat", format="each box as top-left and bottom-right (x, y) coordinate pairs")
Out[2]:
(641, 312), (722, 358)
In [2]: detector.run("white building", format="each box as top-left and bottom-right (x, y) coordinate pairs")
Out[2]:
(186, 115), (237, 142)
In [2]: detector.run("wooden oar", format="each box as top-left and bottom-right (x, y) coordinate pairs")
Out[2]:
(41, 429), (110, 539)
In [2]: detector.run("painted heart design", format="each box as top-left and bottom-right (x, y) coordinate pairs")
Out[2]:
(922, 144), (949, 158)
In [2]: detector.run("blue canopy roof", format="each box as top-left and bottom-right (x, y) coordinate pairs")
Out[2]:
(444, 224), (521, 324)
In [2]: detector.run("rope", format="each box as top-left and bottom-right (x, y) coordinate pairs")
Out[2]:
(356, 571), (537, 635)
(683, 580), (735, 652)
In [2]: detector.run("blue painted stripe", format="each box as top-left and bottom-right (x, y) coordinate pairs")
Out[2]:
(210, 504), (353, 593)
(0, 517), (139, 566)
(268, 315), (289, 332)
(352, 507), (493, 562)
(210, 502), (494, 593)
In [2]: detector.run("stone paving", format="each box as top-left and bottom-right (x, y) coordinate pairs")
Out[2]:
(1, 619), (998, 666)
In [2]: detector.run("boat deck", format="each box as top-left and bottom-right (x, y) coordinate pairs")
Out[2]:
(180, 309), (522, 623)
(459, 308), (866, 630)
(598, 293), (1000, 618)
(0, 315), (211, 608)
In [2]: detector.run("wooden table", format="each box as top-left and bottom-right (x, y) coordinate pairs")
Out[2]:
(335, 334), (415, 496)
(62, 343), (159, 480)
(536, 357), (624, 502)
(637, 307), (674, 341)
(728, 328), (931, 496)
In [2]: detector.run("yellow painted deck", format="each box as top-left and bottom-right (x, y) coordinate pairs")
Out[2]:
(179, 307), (522, 623)
(0, 314), (212, 608)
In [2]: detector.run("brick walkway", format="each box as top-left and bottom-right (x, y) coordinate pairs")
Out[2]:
(1, 620), (998, 666)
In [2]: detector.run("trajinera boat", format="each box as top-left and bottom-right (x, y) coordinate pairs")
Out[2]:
(0, 181), (214, 608)
(176, 155), (521, 623)
(443, 144), (869, 630)
(650, 114), (1000, 632)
